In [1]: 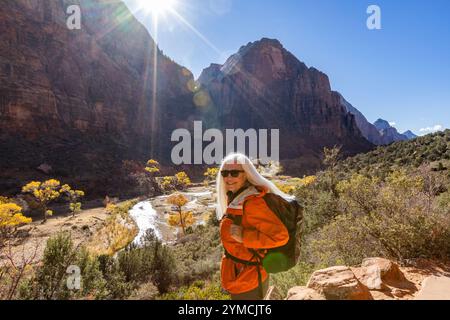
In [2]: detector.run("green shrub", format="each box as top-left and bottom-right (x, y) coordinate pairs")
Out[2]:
(160, 280), (230, 300)
(306, 170), (450, 266)
(271, 262), (318, 298)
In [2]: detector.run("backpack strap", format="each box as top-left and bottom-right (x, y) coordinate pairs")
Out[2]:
(223, 248), (264, 299)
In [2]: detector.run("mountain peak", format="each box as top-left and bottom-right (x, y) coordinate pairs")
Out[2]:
(374, 119), (392, 131)
(238, 38), (283, 53)
(403, 130), (418, 139)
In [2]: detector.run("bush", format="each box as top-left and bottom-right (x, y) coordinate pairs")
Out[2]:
(150, 241), (177, 294)
(271, 262), (318, 298)
(306, 170), (450, 266)
(160, 280), (230, 300)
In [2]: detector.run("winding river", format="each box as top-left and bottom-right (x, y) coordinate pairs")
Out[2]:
(129, 190), (214, 245)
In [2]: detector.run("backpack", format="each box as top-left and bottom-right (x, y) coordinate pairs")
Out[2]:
(259, 193), (304, 274)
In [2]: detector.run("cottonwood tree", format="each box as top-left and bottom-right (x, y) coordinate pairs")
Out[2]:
(60, 185), (85, 217)
(167, 194), (195, 236)
(22, 179), (61, 223)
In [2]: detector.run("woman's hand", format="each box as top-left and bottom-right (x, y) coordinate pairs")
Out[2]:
(230, 224), (243, 243)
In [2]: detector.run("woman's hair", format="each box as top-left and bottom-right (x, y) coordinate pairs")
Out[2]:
(215, 152), (294, 220)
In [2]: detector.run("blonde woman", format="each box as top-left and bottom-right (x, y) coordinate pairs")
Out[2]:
(216, 153), (293, 300)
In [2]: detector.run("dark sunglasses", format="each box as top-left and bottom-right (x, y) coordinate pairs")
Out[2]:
(221, 170), (244, 178)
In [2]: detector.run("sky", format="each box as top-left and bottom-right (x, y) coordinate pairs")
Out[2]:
(122, 0), (450, 135)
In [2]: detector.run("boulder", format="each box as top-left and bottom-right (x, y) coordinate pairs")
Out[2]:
(361, 257), (404, 283)
(352, 265), (383, 290)
(286, 286), (326, 300)
(307, 266), (372, 300)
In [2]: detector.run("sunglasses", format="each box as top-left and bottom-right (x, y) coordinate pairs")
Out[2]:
(221, 170), (244, 178)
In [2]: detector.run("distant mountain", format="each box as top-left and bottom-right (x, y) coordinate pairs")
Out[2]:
(403, 130), (418, 140)
(340, 99), (417, 145)
(339, 94), (385, 145)
(198, 38), (373, 174)
(373, 119), (409, 143)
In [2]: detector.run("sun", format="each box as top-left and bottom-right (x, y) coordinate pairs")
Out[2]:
(139, 0), (177, 16)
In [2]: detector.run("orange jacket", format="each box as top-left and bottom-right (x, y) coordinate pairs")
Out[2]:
(220, 185), (289, 295)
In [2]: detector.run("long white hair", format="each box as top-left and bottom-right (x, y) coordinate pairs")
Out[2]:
(215, 153), (294, 220)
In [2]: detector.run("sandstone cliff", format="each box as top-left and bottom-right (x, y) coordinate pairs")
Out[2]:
(198, 38), (374, 174)
(0, 0), (202, 195)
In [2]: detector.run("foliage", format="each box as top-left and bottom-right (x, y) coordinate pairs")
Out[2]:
(203, 167), (219, 185)
(271, 262), (318, 298)
(21, 179), (61, 222)
(175, 172), (191, 190)
(86, 200), (138, 256)
(167, 194), (195, 236)
(307, 170), (450, 266)
(0, 200), (32, 248)
(160, 280), (230, 300)
(60, 184), (85, 217)
(336, 129), (450, 179)
(145, 159), (161, 174)
(159, 176), (176, 193)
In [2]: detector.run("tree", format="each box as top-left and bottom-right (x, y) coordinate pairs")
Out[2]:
(60, 184), (85, 217)
(21, 179), (61, 223)
(167, 194), (195, 236)
(203, 167), (219, 185)
(174, 172), (191, 190)
(145, 159), (160, 174)
(0, 198), (32, 249)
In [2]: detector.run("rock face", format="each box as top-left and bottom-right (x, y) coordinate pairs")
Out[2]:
(284, 258), (423, 301)
(0, 0), (202, 195)
(373, 119), (409, 144)
(339, 94), (386, 145)
(340, 96), (416, 145)
(198, 38), (374, 174)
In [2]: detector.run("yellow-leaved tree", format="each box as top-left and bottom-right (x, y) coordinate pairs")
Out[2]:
(174, 172), (191, 190)
(0, 197), (32, 248)
(21, 179), (61, 223)
(167, 193), (195, 236)
(145, 159), (160, 174)
(60, 184), (85, 217)
(203, 167), (219, 185)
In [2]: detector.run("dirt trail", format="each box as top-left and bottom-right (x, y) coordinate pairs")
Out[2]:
(1, 202), (109, 265)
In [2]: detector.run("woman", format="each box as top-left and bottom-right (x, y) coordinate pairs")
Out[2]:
(216, 153), (293, 300)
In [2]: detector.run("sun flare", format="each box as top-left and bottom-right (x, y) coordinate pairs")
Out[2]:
(139, 0), (176, 16)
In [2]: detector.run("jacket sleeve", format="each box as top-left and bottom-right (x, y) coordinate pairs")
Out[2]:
(242, 198), (289, 249)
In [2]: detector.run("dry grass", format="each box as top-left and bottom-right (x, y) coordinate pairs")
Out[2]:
(85, 201), (138, 256)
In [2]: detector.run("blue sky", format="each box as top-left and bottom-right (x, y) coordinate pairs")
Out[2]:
(123, 0), (450, 135)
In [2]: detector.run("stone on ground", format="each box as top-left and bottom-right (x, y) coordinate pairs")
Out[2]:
(307, 266), (372, 300)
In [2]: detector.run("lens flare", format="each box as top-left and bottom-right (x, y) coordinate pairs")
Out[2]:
(139, 0), (176, 16)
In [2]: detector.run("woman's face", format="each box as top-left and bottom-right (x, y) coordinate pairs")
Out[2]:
(222, 163), (247, 193)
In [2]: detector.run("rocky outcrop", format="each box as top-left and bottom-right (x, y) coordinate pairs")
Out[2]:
(284, 258), (425, 300)
(0, 0), (202, 195)
(306, 266), (373, 300)
(198, 38), (374, 175)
